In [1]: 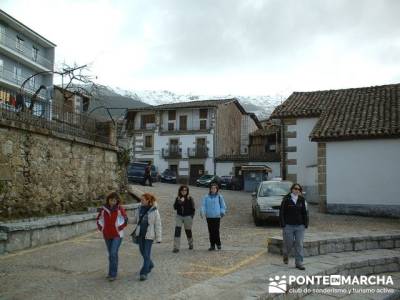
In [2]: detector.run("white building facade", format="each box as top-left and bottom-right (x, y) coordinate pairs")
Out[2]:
(127, 99), (261, 185)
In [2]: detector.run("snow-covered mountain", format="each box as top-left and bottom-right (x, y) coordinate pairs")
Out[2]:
(111, 87), (287, 120)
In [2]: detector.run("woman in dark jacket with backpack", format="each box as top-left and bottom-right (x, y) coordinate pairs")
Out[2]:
(173, 185), (195, 252)
(279, 183), (309, 270)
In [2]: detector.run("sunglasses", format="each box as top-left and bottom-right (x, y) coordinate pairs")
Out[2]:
(293, 187), (301, 191)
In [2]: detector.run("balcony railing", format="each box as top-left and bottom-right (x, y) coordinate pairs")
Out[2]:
(162, 146), (182, 159)
(0, 67), (47, 98)
(0, 97), (113, 145)
(0, 32), (53, 70)
(139, 123), (156, 130)
(187, 146), (209, 158)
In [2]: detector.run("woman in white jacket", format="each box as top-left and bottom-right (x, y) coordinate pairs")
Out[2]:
(131, 193), (162, 281)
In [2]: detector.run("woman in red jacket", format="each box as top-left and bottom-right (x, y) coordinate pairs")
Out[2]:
(96, 192), (128, 281)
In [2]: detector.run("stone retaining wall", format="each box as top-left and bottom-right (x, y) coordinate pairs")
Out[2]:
(263, 253), (400, 299)
(0, 203), (139, 255)
(0, 123), (120, 220)
(268, 232), (400, 257)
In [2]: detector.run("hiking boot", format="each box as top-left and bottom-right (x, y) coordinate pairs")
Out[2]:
(172, 248), (179, 253)
(283, 256), (288, 264)
(140, 274), (147, 281)
(296, 265), (306, 270)
(189, 244), (193, 250)
(208, 247), (215, 251)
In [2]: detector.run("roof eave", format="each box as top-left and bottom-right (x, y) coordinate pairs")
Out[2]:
(311, 133), (400, 142)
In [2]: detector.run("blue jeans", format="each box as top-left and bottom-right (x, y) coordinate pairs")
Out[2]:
(104, 237), (122, 278)
(282, 225), (305, 266)
(138, 237), (154, 276)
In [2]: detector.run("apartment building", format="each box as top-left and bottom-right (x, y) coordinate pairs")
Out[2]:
(0, 9), (55, 110)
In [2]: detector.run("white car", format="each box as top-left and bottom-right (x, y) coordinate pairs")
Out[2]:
(251, 180), (293, 226)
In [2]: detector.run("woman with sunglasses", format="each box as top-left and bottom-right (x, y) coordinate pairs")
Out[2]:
(172, 185), (195, 253)
(279, 183), (309, 270)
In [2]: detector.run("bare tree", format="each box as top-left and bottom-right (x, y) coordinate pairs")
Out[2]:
(18, 63), (98, 113)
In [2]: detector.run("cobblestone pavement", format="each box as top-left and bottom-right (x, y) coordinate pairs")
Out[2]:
(0, 183), (399, 300)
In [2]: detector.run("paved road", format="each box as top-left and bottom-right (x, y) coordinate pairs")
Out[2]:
(1, 183), (399, 299)
(0, 183), (279, 300)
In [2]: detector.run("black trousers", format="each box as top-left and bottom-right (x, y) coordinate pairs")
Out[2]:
(143, 175), (152, 186)
(206, 218), (221, 247)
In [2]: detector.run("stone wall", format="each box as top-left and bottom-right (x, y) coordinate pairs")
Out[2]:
(0, 123), (120, 220)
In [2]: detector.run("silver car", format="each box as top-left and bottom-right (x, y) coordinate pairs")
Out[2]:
(251, 180), (293, 226)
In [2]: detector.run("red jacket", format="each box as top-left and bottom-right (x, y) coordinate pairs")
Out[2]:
(96, 205), (128, 239)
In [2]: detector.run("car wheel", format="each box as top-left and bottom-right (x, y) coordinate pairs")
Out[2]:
(253, 208), (262, 226)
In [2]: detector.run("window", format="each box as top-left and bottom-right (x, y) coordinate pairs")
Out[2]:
(168, 110), (176, 120)
(74, 96), (82, 114)
(13, 66), (22, 82)
(199, 108), (208, 130)
(200, 119), (207, 130)
(29, 76), (35, 88)
(0, 25), (5, 41)
(32, 46), (38, 62)
(144, 135), (153, 148)
(0, 59), (3, 73)
(16, 36), (24, 52)
(141, 114), (155, 129)
(199, 109), (208, 119)
(179, 115), (187, 131)
(168, 122), (174, 131)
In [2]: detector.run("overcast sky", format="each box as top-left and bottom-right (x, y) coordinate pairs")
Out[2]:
(2, 0), (400, 96)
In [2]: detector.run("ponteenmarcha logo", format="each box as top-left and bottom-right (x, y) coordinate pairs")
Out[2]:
(268, 275), (287, 294)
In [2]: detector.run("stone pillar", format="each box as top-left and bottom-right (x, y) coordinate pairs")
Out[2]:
(318, 142), (327, 213)
(108, 122), (117, 146)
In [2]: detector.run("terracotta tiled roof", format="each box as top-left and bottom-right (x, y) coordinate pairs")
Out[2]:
(250, 125), (279, 137)
(271, 83), (400, 141)
(128, 99), (235, 111)
(270, 91), (332, 118)
(311, 84), (400, 141)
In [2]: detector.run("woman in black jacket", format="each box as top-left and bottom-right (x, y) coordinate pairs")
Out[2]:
(279, 183), (309, 270)
(173, 185), (195, 253)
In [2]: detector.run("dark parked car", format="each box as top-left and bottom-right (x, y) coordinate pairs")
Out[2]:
(196, 175), (221, 188)
(220, 175), (242, 190)
(160, 169), (177, 183)
(127, 162), (158, 184)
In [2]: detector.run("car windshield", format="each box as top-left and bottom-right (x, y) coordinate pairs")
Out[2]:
(200, 175), (213, 180)
(163, 170), (176, 176)
(128, 164), (145, 171)
(259, 182), (292, 197)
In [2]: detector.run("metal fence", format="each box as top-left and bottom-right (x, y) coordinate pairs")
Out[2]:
(0, 98), (112, 145)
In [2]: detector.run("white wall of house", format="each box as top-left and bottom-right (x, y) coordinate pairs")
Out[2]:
(134, 111), (156, 129)
(287, 118), (319, 201)
(287, 118), (319, 179)
(156, 134), (214, 158)
(155, 133), (215, 176)
(326, 139), (400, 208)
(160, 108), (212, 131)
(203, 158), (215, 175)
(216, 162), (235, 176)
